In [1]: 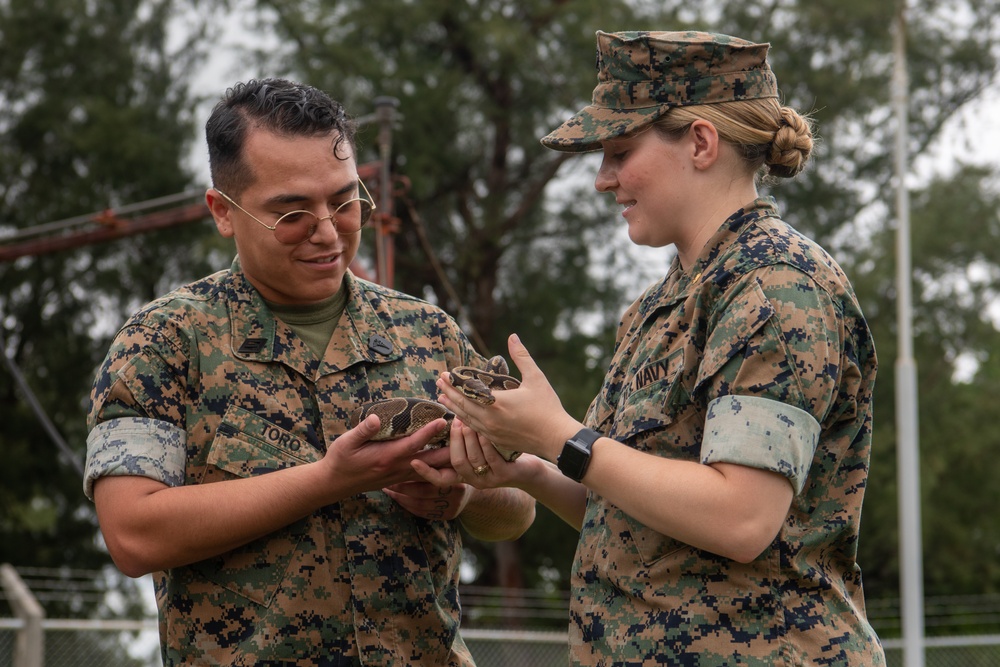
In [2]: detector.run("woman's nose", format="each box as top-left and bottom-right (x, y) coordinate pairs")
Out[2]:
(594, 161), (617, 192)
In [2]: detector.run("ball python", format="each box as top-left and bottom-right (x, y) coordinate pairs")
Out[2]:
(347, 355), (522, 461)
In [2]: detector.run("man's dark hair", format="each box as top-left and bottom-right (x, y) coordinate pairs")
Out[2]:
(206, 78), (357, 195)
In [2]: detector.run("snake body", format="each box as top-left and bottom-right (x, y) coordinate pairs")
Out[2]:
(347, 355), (522, 461)
(448, 355), (522, 404)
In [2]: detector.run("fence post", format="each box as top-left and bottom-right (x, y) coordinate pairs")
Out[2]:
(1, 564), (44, 667)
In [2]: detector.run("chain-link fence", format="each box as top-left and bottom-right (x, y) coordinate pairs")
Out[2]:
(882, 636), (1000, 667)
(4, 564), (1000, 666)
(3, 621), (1000, 666)
(0, 617), (159, 667)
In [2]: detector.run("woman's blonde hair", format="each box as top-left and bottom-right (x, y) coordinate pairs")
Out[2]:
(653, 98), (814, 180)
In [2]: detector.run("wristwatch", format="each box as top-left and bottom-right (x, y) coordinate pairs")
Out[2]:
(557, 428), (602, 481)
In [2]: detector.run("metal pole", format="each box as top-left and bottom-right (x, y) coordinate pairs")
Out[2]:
(1, 564), (45, 667)
(373, 96), (399, 287)
(892, 3), (925, 666)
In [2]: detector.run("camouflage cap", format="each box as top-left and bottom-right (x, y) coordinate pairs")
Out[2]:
(542, 30), (779, 153)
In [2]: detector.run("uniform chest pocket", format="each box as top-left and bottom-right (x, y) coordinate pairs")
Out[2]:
(191, 405), (317, 606)
(623, 512), (691, 567)
(203, 404), (318, 482)
(694, 280), (774, 393)
(610, 348), (690, 448)
(605, 352), (694, 564)
(592, 501), (690, 573)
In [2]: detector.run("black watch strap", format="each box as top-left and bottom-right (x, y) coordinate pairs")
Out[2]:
(557, 428), (601, 482)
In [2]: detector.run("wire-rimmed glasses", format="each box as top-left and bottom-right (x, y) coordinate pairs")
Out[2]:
(214, 180), (376, 244)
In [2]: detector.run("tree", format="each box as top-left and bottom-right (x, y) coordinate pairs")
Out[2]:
(6, 0), (1000, 633)
(238, 0), (685, 591)
(232, 0), (1000, 606)
(700, 0), (1000, 613)
(0, 0), (219, 605)
(860, 165), (1000, 607)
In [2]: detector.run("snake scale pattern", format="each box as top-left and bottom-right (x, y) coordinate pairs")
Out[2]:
(347, 356), (522, 461)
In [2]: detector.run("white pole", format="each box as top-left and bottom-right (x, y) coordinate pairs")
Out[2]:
(892, 3), (925, 666)
(1, 564), (45, 667)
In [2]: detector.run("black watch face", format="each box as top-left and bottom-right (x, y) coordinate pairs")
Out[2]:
(559, 440), (589, 480)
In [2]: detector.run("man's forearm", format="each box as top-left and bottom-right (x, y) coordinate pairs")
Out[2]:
(459, 487), (536, 541)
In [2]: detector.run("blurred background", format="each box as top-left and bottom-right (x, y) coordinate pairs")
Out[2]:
(2, 0), (999, 665)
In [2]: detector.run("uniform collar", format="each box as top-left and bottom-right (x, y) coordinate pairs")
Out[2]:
(324, 271), (404, 374)
(638, 197), (780, 318)
(684, 197), (780, 284)
(225, 257), (279, 362)
(225, 258), (402, 378)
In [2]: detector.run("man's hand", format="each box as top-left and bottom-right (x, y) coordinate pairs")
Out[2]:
(383, 480), (472, 521)
(319, 414), (453, 500)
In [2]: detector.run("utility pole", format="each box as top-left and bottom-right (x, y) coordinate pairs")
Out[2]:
(892, 3), (925, 666)
(373, 96), (400, 287)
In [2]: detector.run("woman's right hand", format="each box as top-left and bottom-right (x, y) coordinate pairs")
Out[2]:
(436, 334), (583, 463)
(411, 417), (539, 490)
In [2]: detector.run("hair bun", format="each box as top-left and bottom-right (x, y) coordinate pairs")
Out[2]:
(767, 107), (813, 178)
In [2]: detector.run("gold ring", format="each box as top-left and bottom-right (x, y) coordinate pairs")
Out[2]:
(473, 464), (491, 476)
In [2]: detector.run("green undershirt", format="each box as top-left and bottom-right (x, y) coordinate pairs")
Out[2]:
(265, 284), (348, 359)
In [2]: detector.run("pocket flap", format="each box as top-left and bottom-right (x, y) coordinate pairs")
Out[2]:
(610, 349), (687, 446)
(208, 405), (318, 479)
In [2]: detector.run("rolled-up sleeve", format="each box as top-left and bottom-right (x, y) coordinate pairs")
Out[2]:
(83, 417), (186, 500)
(700, 394), (819, 494)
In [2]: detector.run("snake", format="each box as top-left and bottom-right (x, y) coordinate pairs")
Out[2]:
(347, 355), (522, 462)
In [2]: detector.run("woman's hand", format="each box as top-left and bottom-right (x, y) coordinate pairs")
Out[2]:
(411, 418), (533, 489)
(435, 334), (583, 463)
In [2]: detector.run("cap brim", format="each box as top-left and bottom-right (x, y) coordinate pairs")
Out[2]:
(540, 105), (667, 153)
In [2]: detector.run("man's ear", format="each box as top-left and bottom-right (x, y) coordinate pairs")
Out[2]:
(206, 189), (235, 238)
(688, 119), (720, 170)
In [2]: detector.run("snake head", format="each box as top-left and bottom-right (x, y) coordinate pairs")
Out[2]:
(449, 355), (519, 406)
(456, 378), (497, 405)
(448, 356), (522, 461)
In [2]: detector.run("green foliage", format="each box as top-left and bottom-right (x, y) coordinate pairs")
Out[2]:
(860, 165), (1000, 605)
(246, 0), (681, 587)
(222, 0), (1000, 604)
(245, 0), (656, 318)
(4, 0), (1000, 627)
(0, 0), (216, 591)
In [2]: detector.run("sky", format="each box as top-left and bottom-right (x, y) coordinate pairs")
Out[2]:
(179, 9), (1000, 201)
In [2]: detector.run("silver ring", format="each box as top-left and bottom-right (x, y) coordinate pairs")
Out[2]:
(473, 464), (491, 476)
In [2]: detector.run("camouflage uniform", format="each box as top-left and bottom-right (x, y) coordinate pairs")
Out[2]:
(572, 199), (884, 666)
(84, 258), (480, 666)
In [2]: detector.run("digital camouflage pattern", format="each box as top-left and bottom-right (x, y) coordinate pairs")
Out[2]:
(85, 258), (483, 666)
(574, 199), (885, 666)
(542, 30), (779, 153)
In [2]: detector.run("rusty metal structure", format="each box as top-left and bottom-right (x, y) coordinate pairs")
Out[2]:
(0, 97), (404, 287)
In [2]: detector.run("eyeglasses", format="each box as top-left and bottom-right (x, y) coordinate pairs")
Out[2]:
(214, 180), (376, 244)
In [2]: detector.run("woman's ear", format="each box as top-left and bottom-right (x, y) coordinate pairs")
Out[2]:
(688, 119), (720, 170)
(206, 189), (235, 238)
